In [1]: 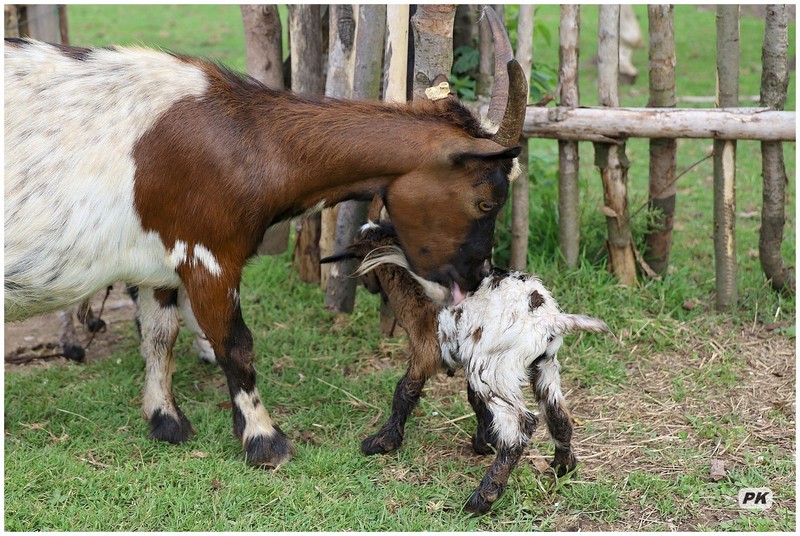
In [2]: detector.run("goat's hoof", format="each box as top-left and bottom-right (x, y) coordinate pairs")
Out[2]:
(471, 434), (495, 456)
(62, 344), (85, 363)
(244, 426), (294, 469)
(361, 433), (401, 455)
(86, 317), (107, 333)
(464, 489), (497, 515)
(148, 408), (195, 444)
(551, 452), (577, 477)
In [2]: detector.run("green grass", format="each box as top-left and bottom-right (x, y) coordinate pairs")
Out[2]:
(5, 4), (796, 532)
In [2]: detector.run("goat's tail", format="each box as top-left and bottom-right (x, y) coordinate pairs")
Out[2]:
(355, 245), (451, 305)
(553, 314), (613, 338)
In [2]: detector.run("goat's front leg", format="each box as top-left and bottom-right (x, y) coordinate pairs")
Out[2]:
(468, 383), (499, 455)
(530, 355), (577, 476)
(464, 411), (537, 515)
(362, 335), (439, 455)
(138, 286), (194, 443)
(185, 277), (293, 468)
(361, 372), (426, 455)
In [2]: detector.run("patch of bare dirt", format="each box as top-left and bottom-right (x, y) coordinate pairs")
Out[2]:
(3, 283), (138, 371)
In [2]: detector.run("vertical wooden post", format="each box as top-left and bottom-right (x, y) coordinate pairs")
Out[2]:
(320, 5), (356, 290)
(713, 5), (739, 310)
(242, 5), (290, 256)
(25, 5), (61, 43)
(558, 5), (581, 267)
(759, 5), (794, 293)
(410, 5), (456, 100)
(644, 5), (677, 276)
(324, 5), (387, 314)
(5, 5), (21, 38)
(289, 5), (325, 284)
(376, 4), (410, 335)
(57, 5), (69, 45)
(509, 5), (534, 271)
(596, 5), (636, 285)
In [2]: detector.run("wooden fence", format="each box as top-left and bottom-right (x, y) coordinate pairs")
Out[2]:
(306, 4), (796, 315)
(8, 4), (794, 316)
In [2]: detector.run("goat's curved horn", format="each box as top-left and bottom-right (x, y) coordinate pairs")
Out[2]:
(482, 7), (529, 147)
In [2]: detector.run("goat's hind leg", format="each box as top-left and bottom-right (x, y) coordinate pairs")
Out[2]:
(464, 412), (537, 515)
(138, 286), (194, 444)
(468, 383), (499, 455)
(57, 307), (85, 362)
(530, 355), (577, 476)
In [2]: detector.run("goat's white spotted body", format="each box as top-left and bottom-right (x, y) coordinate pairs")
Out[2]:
(4, 40), (209, 321)
(438, 271), (608, 448)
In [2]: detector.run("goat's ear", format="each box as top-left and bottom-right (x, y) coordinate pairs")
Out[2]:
(449, 140), (521, 166)
(320, 251), (357, 264)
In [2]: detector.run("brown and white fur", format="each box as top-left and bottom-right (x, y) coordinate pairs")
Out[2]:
(4, 18), (525, 470)
(323, 222), (610, 514)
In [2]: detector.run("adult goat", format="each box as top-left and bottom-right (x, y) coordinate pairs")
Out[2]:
(3, 9), (526, 469)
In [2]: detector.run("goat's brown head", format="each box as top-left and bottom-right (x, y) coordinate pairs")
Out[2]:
(381, 7), (527, 305)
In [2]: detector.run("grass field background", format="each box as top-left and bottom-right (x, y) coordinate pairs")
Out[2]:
(4, 5), (796, 531)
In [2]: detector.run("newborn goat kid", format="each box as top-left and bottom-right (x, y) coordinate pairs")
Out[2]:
(323, 222), (610, 514)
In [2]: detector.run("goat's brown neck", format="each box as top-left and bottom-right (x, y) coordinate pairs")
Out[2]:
(253, 98), (458, 218)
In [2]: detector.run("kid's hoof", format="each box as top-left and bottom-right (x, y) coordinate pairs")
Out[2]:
(148, 408), (195, 444)
(464, 489), (495, 515)
(361, 432), (402, 456)
(551, 452), (577, 477)
(471, 434), (495, 456)
(245, 427), (294, 469)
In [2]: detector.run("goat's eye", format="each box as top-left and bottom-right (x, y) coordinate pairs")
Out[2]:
(478, 201), (495, 213)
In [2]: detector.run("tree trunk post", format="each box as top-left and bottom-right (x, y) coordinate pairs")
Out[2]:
(713, 5), (739, 310)
(558, 5), (581, 267)
(324, 5), (387, 314)
(5, 5), (21, 38)
(242, 5), (290, 256)
(596, 4), (637, 285)
(57, 5), (69, 45)
(25, 5), (61, 43)
(644, 5), (677, 276)
(288, 5), (325, 284)
(320, 5), (356, 291)
(509, 5), (534, 271)
(759, 4), (794, 293)
(375, 4), (410, 335)
(410, 4), (456, 100)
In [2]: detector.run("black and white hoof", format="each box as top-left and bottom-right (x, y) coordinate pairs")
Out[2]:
(361, 430), (403, 456)
(62, 344), (86, 363)
(551, 451), (577, 477)
(464, 482), (504, 515)
(148, 408), (195, 444)
(244, 426), (294, 469)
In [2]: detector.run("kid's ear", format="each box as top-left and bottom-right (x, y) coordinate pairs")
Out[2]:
(319, 251), (357, 264)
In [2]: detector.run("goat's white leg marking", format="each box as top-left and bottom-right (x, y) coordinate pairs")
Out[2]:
(192, 244), (222, 276)
(233, 389), (279, 446)
(138, 286), (194, 443)
(167, 241), (189, 269)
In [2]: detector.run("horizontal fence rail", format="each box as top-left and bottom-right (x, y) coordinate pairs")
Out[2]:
(520, 106), (796, 142)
